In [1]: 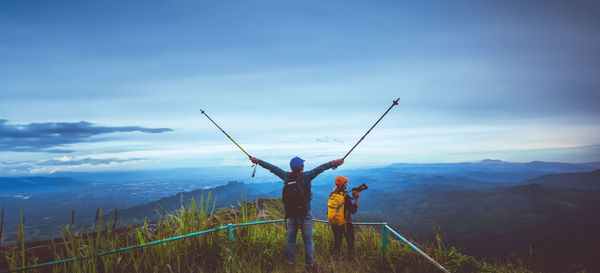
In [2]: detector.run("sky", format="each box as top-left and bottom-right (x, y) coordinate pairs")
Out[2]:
(1, 1), (599, 175)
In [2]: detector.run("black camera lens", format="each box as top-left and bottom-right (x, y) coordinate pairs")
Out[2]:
(351, 183), (368, 192)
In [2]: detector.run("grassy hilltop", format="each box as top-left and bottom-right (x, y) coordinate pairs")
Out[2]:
(2, 195), (538, 273)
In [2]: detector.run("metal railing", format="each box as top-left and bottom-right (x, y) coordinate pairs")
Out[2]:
(3, 219), (450, 273)
(314, 220), (450, 273)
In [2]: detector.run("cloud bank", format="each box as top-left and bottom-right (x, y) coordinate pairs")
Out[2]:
(37, 157), (146, 166)
(0, 120), (172, 153)
(0, 157), (146, 174)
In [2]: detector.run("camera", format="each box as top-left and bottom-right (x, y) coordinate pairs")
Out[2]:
(350, 183), (368, 193)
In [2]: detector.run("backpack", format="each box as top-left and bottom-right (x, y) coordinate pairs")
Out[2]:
(327, 192), (346, 226)
(282, 173), (309, 218)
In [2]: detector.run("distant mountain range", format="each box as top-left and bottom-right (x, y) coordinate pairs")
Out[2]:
(112, 181), (281, 224)
(372, 159), (600, 182)
(518, 169), (600, 190)
(4, 159), (598, 183)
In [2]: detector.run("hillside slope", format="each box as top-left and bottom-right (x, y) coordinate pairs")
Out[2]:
(1, 197), (537, 273)
(359, 183), (600, 273)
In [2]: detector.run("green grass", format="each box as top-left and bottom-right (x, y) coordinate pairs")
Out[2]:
(1, 194), (538, 273)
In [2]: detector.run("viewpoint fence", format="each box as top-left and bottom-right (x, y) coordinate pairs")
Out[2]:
(3, 219), (450, 273)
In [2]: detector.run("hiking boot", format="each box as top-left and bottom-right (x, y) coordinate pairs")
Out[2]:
(305, 264), (317, 273)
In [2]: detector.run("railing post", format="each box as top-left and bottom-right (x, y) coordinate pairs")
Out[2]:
(228, 224), (234, 269)
(382, 223), (388, 263)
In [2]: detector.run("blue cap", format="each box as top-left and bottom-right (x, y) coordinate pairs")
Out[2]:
(290, 156), (305, 171)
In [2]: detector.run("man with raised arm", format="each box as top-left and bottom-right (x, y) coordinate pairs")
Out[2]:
(250, 156), (344, 272)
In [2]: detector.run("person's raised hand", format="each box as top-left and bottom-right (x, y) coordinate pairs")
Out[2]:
(250, 156), (260, 164)
(331, 158), (344, 168)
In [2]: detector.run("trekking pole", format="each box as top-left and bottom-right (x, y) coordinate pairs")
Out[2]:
(339, 98), (400, 163)
(199, 109), (257, 176)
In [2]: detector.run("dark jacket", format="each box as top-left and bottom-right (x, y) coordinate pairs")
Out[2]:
(258, 159), (332, 208)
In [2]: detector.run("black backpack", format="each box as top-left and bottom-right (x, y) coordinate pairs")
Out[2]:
(282, 173), (309, 218)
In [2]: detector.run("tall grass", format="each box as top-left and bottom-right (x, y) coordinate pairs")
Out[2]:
(2, 195), (538, 273)
(3, 207), (39, 272)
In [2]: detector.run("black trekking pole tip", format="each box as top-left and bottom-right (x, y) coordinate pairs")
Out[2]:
(393, 98), (400, 105)
(199, 109), (205, 114)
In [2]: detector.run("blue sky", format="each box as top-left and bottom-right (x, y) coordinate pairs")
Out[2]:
(1, 1), (599, 175)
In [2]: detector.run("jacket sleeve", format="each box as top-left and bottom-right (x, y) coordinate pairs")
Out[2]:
(304, 161), (332, 181)
(257, 160), (287, 181)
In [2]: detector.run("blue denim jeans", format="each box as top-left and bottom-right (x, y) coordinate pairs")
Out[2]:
(285, 210), (314, 266)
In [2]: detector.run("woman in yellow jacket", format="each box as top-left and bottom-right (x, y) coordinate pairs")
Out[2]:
(328, 175), (359, 259)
